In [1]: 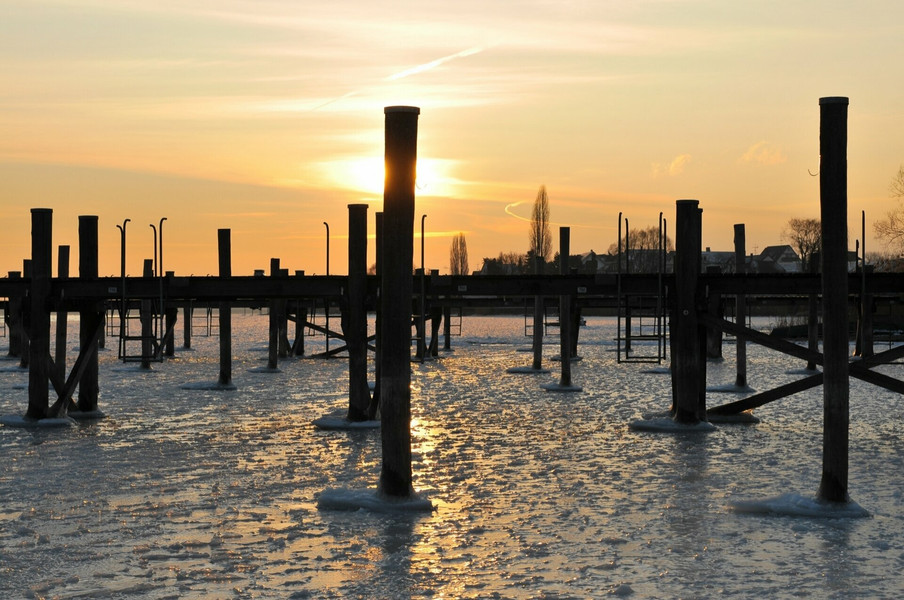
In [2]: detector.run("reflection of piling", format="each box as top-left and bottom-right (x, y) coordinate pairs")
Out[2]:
(217, 229), (233, 387)
(379, 106), (419, 498)
(77, 216), (100, 412)
(817, 96), (850, 504)
(557, 227), (573, 387)
(347, 203), (370, 421)
(733, 224), (748, 388)
(55, 245), (70, 383)
(671, 200), (705, 424)
(27, 209), (52, 419)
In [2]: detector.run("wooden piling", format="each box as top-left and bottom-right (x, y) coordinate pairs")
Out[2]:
(705, 266), (723, 359)
(557, 227), (573, 387)
(7, 271), (23, 359)
(346, 203), (370, 421)
(20, 260), (32, 369)
(379, 106), (419, 498)
(268, 258), (280, 370)
(26, 209), (53, 419)
(817, 96), (850, 504)
(672, 200), (704, 424)
(806, 252), (820, 371)
(140, 259), (154, 369)
(369, 212), (383, 419)
(182, 300), (192, 349)
(733, 224), (748, 388)
(77, 216), (100, 412)
(531, 255), (544, 370)
(217, 229), (233, 387)
(55, 245), (70, 383)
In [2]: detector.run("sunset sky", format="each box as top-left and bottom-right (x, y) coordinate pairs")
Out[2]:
(2, 1), (903, 276)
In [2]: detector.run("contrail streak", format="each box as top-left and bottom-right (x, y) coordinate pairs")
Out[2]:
(386, 46), (484, 81)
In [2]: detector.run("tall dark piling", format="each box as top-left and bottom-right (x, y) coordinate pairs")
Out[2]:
(557, 227), (573, 387)
(817, 96), (850, 504)
(346, 203), (370, 421)
(77, 215), (100, 412)
(26, 209), (53, 419)
(268, 258), (281, 370)
(55, 245), (70, 383)
(806, 252), (820, 371)
(733, 224), (748, 388)
(20, 260), (32, 369)
(379, 106), (419, 498)
(671, 200), (705, 423)
(182, 300), (192, 349)
(217, 229), (233, 387)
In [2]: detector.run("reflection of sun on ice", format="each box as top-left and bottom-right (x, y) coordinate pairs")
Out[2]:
(324, 156), (455, 196)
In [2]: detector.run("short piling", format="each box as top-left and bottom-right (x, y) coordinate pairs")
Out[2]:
(733, 224), (748, 388)
(217, 229), (233, 387)
(379, 106), (419, 498)
(531, 255), (544, 370)
(77, 216), (100, 412)
(346, 203), (370, 421)
(55, 245), (70, 383)
(817, 96), (850, 504)
(671, 200), (705, 424)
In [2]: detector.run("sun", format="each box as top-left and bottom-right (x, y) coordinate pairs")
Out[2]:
(322, 156), (455, 197)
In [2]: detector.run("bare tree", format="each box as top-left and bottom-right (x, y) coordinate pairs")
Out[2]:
(874, 165), (904, 254)
(449, 232), (469, 275)
(782, 217), (821, 270)
(607, 226), (673, 273)
(529, 185), (552, 268)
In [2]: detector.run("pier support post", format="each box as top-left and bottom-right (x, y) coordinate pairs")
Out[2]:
(55, 245), (70, 383)
(268, 258), (280, 370)
(20, 260), (32, 369)
(26, 209), (53, 419)
(733, 224), (748, 388)
(140, 259), (154, 369)
(558, 227), (573, 387)
(671, 200), (705, 424)
(370, 212), (383, 419)
(183, 300), (192, 349)
(817, 96), (850, 504)
(347, 203), (370, 421)
(531, 255), (544, 370)
(217, 229), (233, 387)
(705, 266), (723, 359)
(7, 271), (23, 359)
(77, 216), (101, 412)
(379, 106), (419, 498)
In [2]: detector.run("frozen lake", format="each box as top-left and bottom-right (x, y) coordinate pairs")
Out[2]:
(1, 313), (902, 599)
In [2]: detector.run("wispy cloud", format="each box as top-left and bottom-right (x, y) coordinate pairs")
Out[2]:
(738, 141), (786, 166)
(651, 154), (692, 178)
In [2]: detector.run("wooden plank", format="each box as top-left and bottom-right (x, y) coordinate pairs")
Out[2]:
(707, 373), (824, 415)
(699, 313), (823, 366)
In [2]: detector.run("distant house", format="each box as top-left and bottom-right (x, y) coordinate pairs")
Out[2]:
(701, 247), (737, 273)
(751, 245), (802, 273)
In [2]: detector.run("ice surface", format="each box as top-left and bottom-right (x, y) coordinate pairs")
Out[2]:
(540, 381), (583, 392)
(708, 382), (756, 393)
(180, 381), (238, 391)
(0, 414), (76, 428)
(629, 416), (717, 432)
(730, 493), (870, 518)
(317, 487), (434, 513)
(506, 366), (551, 374)
(0, 314), (900, 600)
(311, 414), (380, 430)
